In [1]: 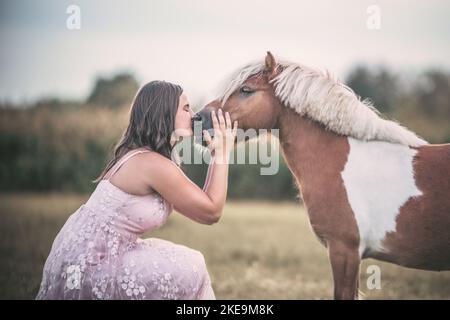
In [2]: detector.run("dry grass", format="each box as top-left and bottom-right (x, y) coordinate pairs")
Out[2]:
(1, 193), (449, 299)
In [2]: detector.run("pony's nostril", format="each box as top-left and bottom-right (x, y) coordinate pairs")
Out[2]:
(191, 110), (215, 147)
(191, 114), (203, 130)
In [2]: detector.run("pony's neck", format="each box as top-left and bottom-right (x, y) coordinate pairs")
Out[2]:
(277, 107), (350, 201)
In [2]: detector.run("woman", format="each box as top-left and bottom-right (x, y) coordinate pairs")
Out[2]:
(36, 80), (237, 299)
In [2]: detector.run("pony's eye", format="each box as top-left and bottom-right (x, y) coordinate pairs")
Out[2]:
(239, 86), (254, 95)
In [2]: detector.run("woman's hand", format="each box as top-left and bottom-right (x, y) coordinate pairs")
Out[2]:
(203, 109), (237, 157)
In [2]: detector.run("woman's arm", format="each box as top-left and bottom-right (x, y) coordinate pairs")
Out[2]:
(142, 110), (237, 225)
(202, 145), (224, 192)
(202, 155), (215, 192)
(199, 146), (230, 219)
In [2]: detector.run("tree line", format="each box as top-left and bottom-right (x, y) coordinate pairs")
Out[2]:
(1, 66), (449, 199)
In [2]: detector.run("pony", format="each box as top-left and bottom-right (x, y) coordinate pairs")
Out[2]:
(195, 52), (450, 299)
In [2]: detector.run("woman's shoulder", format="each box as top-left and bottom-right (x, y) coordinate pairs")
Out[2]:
(137, 150), (184, 189)
(138, 149), (170, 162)
(138, 150), (180, 172)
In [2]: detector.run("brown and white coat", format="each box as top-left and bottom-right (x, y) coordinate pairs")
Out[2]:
(198, 52), (450, 299)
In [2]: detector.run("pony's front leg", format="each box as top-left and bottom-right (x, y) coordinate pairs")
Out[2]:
(327, 241), (361, 300)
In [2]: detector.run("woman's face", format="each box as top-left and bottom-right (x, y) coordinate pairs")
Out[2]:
(174, 92), (194, 139)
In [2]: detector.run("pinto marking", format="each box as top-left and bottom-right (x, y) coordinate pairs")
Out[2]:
(341, 137), (423, 257)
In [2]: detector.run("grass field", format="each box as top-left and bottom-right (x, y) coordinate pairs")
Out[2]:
(1, 193), (449, 300)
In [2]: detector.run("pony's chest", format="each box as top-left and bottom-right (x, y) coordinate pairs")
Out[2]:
(340, 138), (422, 256)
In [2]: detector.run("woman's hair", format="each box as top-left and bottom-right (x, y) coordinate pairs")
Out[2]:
(93, 80), (183, 183)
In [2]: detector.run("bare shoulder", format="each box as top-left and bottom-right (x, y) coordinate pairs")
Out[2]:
(137, 151), (182, 178)
(138, 150), (166, 163)
(139, 151), (176, 167)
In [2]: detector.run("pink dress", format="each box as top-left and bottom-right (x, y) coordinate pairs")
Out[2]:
(36, 148), (215, 300)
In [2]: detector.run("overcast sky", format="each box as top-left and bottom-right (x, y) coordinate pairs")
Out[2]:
(1, 0), (449, 105)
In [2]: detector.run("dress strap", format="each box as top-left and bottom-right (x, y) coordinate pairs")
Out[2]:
(105, 148), (152, 181)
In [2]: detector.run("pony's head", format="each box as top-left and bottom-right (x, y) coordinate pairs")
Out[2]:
(195, 52), (283, 132)
(195, 52), (426, 147)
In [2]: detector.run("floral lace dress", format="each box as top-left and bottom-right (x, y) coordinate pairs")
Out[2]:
(36, 148), (215, 300)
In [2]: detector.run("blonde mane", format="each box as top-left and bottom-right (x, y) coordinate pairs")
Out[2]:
(219, 59), (427, 147)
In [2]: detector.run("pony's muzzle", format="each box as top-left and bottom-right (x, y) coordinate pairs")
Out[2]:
(192, 107), (215, 147)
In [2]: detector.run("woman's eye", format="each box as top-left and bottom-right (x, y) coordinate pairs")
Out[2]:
(240, 86), (254, 95)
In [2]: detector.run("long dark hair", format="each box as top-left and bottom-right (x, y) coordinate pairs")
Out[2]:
(93, 80), (183, 183)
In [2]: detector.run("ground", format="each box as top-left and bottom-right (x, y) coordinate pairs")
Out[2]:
(1, 193), (449, 299)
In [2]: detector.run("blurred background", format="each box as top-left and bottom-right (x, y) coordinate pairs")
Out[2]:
(1, 0), (449, 299)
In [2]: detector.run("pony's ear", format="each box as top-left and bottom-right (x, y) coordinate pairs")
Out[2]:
(265, 51), (277, 79)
